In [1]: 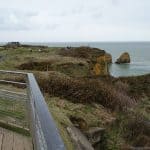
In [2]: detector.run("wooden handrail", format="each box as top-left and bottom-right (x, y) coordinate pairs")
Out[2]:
(0, 70), (66, 150)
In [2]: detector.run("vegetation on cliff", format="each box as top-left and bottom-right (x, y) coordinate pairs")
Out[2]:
(0, 45), (149, 149)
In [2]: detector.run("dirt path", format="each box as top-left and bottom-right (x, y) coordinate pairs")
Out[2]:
(0, 127), (33, 150)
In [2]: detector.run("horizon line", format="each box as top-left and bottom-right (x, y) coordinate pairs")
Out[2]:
(0, 41), (150, 43)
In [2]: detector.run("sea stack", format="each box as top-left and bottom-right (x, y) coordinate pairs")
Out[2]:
(115, 52), (130, 64)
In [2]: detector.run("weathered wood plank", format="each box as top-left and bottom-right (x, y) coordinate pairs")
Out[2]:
(13, 134), (24, 150)
(0, 133), (3, 150)
(1, 130), (13, 150)
(23, 136), (33, 150)
(0, 127), (33, 150)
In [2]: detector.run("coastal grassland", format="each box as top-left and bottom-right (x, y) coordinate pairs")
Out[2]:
(35, 71), (135, 111)
(107, 96), (150, 149)
(118, 74), (150, 98)
(0, 47), (89, 77)
(46, 96), (115, 150)
(40, 72), (150, 149)
(0, 47), (61, 70)
(45, 89), (150, 149)
(0, 46), (149, 149)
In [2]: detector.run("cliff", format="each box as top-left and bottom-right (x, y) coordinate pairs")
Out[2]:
(0, 44), (149, 150)
(60, 46), (109, 76)
(92, 55), (109, 76)
(105, 53), (112, 63)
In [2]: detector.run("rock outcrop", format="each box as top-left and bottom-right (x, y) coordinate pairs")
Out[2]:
(85, 127), (106, 150)
(105, 53), (112, 64)
(70, 116), (88, 130)
(67, 126), (94, 150)
(115, 52), (130, 64)
(92, 55), (109, 76)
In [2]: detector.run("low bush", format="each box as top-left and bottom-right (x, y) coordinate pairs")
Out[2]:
(113, 101), (150, 148)
(18, 60), (53, 71)
(36, 71), (135, 111)
(118, 74), (150, 98)
(59, 46), (105, 59)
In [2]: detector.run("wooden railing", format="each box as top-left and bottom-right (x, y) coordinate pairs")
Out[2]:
(0, 70), (66, 150)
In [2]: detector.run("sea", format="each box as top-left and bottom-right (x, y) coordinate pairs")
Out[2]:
(1, 42), (150, 77)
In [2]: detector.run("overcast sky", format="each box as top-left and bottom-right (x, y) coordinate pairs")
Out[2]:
(0, 0), (150, 42)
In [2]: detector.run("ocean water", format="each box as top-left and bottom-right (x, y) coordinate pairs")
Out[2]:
(1, 42), (150, 77)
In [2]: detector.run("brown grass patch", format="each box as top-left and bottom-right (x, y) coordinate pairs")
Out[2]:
(118, 74), (150, 98)
(59, 46), (105, 59)
(17, 56), (89, 77)
(36, 71), (135, 111)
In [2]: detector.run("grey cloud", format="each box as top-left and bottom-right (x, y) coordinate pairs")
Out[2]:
(58, 5), (84, 17)
(45, 23), (60, 30)
(111, 0), (119, 5)
(0, 0), (150, 41)
(91, 11), (103, 19)
(0, 9), (38, 31)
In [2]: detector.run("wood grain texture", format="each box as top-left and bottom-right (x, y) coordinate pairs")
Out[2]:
(0, 127), (33, 150)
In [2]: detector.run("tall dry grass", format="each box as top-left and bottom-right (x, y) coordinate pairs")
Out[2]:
(1, 71), (136, 111)
(59, 46), (105, 59)
(36, 71), (135, 111)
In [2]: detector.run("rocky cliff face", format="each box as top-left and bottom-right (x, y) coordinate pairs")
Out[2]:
(59, 47), (110, 76)
(92, 55), (109, 76)
(115, 52), (130, 64)
(105, 53), (112, 64)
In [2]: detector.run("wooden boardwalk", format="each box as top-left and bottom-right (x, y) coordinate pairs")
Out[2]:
(0, 127), (33, 150)
(0, 70), (66, 150)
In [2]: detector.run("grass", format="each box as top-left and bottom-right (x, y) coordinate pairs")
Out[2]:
(0, 121), (30, 136)
(106, 96), (150, 149)
(0, 98), (28, 128)
(46, 96), (115, 150)
(35, 71), (135, 111)
(59, 46), (105, 59)
(0, 97), (29, 136)
(0, 47), (61, 70)
(118, 74), (150, 98)
(0, 47), (90, 77)
(46, 96), (140, 149)
(47, 97), (115, 127)
(0, 46), (149, 149)
(107, 127), (125, 150)
(17, 56), (89, 77)
(0, 110), (25, 119)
